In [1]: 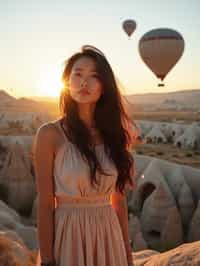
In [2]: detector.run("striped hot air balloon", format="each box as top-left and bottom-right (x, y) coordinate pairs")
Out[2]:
(139, 28), (185, 85)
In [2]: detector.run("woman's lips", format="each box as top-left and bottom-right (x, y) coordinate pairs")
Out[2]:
(79, 90), (90, 95)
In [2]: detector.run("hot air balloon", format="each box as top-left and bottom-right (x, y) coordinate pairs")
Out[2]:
(122, 19), (136, 38)
(138, 28), (185, 86)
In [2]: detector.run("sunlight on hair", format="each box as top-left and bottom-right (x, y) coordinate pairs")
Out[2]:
(36, 64), (63, 97)
(116, 77), (127, 94)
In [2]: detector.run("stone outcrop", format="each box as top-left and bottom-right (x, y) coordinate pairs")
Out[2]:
(133, 241), (200, 266)
(187, 200), (200, 242)
(0, 200), (38, 251)
(127, 154), (200, 252)
(0, 143), (36, 213)
(128, 213), (147, 251)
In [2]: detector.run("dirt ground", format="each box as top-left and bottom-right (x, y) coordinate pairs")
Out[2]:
(131, 111), (200, 123)
(135, 143), (200, 169)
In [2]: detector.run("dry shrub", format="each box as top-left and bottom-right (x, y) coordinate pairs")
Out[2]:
(0, 235), (19, 266)
(0, 234), (36, 266)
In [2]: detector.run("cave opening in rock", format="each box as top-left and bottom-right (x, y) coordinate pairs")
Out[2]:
(177, 141), (182, 148)
(148, 230), (161, 238)
(157, 137), (163, 143)
(139, 182), (156, 212)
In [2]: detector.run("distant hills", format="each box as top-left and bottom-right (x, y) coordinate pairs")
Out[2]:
(127, 89), (200, 106)
(1, 89), (200, 113)
(0, 90), (40, 109)
(27, 89), (200, 106)
(31, 96), (59, 102)
(0, 90), (58, 114)
(0, 90), (16, 104)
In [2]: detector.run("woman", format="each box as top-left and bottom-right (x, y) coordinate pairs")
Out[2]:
(34, 45), (136, 266)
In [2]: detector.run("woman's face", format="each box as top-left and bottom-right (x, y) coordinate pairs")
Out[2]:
(68, 56), (103, 104)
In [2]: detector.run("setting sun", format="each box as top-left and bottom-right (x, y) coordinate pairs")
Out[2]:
(36, 64), (63, 97)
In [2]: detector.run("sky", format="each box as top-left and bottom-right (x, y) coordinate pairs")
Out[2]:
(0, 0), (200, 98)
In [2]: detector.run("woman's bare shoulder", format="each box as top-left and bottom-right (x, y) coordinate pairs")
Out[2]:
(35, 120), (61, 144)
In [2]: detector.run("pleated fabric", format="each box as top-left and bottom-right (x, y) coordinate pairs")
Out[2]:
(54, 198), (128, 266)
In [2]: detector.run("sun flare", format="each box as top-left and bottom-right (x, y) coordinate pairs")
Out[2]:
(36, 65), (63, 97)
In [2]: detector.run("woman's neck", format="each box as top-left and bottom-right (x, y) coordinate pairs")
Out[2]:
(77, 103), (96, 128)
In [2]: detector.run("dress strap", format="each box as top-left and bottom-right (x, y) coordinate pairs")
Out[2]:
(53, 119), (70, 144)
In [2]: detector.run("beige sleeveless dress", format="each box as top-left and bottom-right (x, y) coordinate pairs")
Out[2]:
(38, 120), (129, 266)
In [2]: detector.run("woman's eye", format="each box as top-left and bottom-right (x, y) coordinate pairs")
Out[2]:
(91, 74), (100, 79)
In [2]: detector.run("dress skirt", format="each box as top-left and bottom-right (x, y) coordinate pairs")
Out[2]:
(38, 195), (129, 266)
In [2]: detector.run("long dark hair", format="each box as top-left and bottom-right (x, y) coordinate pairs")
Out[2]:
(59, 45), (135, 194)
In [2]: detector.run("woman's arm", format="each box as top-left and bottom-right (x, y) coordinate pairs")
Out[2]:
(111, 191), (134, 265)
(33, 123), (57, 264)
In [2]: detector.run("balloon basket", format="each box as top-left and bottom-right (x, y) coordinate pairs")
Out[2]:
(158, 83), (165, 87)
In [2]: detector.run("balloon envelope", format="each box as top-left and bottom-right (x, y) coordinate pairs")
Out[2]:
(122, 19), (136, 37)
(138, 28), (185, 81)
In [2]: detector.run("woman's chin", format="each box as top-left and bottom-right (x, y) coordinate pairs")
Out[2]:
(73, 96), (98, 104)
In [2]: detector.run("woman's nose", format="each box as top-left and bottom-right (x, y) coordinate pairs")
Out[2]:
(80, 78), (88, 87)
